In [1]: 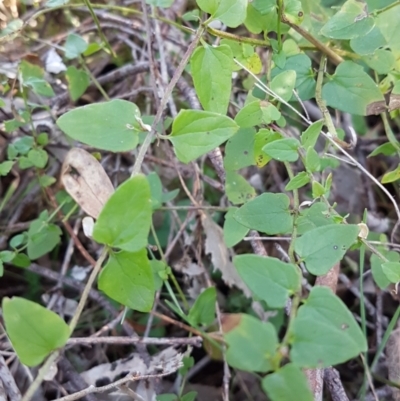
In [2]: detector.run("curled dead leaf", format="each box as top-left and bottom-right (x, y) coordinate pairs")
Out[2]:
(61, 148), (114, 219)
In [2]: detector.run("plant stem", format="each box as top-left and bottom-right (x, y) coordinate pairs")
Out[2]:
(131, 26), (204, 176)
(81, 0), (116, 58)
(206, 27), (270, 47)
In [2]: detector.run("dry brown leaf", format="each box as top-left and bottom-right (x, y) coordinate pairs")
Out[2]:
(201, 212), (251, 297)
(61, 148), (114, 219)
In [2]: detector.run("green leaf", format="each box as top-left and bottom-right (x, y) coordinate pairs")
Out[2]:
(2, 297), (70, 366)
(362, 49), (395, 75)
(191, 44), (232, 115)
(350, 25), (386, 55)
(98, 249), (155, 312)
(262, 138), (300, 162)
(199, 0), (247, 28)
(285, 172), (310, 191)
(19, 61), (54, 97)
(305, 148), (321, 173)
(244, 3), (277, 34)
(272, 54), (316, 100)
(93, 175), (152, 252)
(382, 262), (400, 283)
(27, 220), (62, 260)
(254, 129), (281, 167)
(147, 172), (163, 210)
(28, 148), (48, 168)
(234, 193), (293, 234)
(38, 175), (56, 188)
(381, 165), (400, 183)
(262, 364), (313, 401)
(64, 33), (88, 59)
(57, 100), (142, 152)
(225, 171), (256, 205)
(368, 142), (397, 157)
(224, 314), (278, 372)
(283, 0), (304, 25)
(66, 66), (90, 101)
(12, 253), (31, 268)
(234, 255), (301, 308)
(169, 110), (238, 163)
(294, 224), (359, 275)
(320, 0), (374, 40)
(260, 103), (281, 124)
(223, 208), (249, 247)
(150, 260), (167, 290)
(270, 70), (296, 102)
(290, 286), (367, 367)
(235, 100), (263, 128)
(187, 287), (216, 326)
(0, 161), (13, 176)
(296, 203), (335, 235)
(224, 128), (256, 170)
(301, 120), (323, 149)
(14, 136), (34, 155)
(370, 251), (396, 289)
(322, 61), (385, 116)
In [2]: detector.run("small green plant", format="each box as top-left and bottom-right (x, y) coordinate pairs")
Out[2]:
(1, 0), (400, 400)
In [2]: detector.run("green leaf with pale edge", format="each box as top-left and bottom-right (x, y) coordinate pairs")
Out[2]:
(262, 364), (313, 401)
(66, 66), (90, 101)
(187, 287), (216, 326)
(223, 208), (249, 247)
(191, 44), (232, 115)
(169, 110), (238, 163)
(93, 175), (152, 252)
(225, 314), (278, 372)
(57, 100), (142, 152)
(295, 224), (359, 275)
(270, 70), (296, 102)
(234, 193), (293, 234)
(382, 262), (400, 283)
(290, 287), (367, 367)
(262, 138), (300, 162)
(234, 255), (301, 308)
(98, 249), (155, 312)
(19, 61), (54, 97)
(322, 61), (385, 116)
(226, 171), (256, 205)
(369, 142), (397, 157)
(320, 0), (374, 40)
(2, 297), (70, 366)
(285, 172), (310, 191)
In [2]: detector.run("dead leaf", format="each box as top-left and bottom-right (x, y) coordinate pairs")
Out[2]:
(201, 212), (251, 297)
(61, 148), (114, 219)
(386, 326), (400, 400)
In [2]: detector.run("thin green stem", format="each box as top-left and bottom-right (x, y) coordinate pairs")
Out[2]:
(80, 58), (110, 100)
(206, 27), (270, 47)
(81, 0), (116, 58)
(370, 304), (400, 372)
(372, 0), (400, 15)
(277, 0), (283, 51)
(284, 162), (299, 263)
